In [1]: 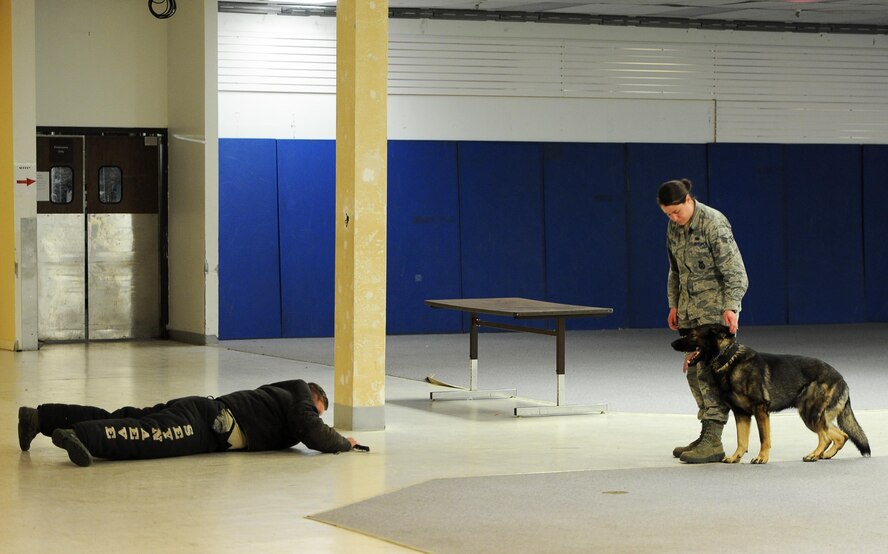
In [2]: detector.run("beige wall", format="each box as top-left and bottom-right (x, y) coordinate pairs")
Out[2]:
(35, 0), (167, 127)
(12, 0), (35, 181)
(166, 0), (217, 341)
(0, 1), (13, 349)
(203, 0), (218, 340)
(12, 0), (36, 351)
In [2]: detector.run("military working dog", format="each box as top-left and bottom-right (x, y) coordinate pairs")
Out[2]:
(671, 324), (870, 464)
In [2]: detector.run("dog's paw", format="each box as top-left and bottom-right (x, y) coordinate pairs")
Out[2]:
(723, 455), (743, 464)
(802, 454), (820, 462)
(751, 456), (769, 464)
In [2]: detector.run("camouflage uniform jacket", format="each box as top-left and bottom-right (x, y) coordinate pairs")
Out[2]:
(666, 200), (748, 328)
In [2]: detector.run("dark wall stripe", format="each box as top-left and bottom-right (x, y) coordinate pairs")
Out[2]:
(543, 143), (626, 329)
(387, 141), (463, 333)
(218, 138), (282, 339)
(784, 145), (864, 324)
(277, 140), (336, 337)
(708, 143), (786, 325)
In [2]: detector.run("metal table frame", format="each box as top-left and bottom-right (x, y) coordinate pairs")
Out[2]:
(425, 297), (613, 416)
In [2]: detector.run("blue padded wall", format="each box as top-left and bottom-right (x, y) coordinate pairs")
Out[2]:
(218, 139), (282, 339)
(708, 144), (786, 325)
(458, 142), (546, 299)
(458, 142), (546, 330)
(218, 139), (880, 338)
(863, 145), (888, 321)
(277, 140), (336, 337)
(387, 141), (462, 333)
(543, 143), (626, 329)
(784, 145), (864, 324)
(625, 144), (708, 328)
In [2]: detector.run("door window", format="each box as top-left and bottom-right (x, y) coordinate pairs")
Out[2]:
(50, 166), (74, 204)
(98, 166), (123, 204)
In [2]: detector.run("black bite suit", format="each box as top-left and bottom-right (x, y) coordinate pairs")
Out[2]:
(36, 380), (352, 461)
(38, 396), (230, 460)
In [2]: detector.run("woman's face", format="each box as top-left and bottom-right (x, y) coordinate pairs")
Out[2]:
(660, 195), (694, 226)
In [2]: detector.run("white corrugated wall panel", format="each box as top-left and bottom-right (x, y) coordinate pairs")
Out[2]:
(562, 42), (717, 99)
(218, 30), (336, 93)
(716, 101), (888, 142)
(388, 35), (565, 95)
(218, 13), (888, 143)
(712, 45), (888, 102)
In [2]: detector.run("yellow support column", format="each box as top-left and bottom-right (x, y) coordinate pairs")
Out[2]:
(0, 0), (15, 350)
(334, 0), (388, 430)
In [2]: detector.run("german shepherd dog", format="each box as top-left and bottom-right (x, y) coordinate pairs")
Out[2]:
(671, 324), (871, 464)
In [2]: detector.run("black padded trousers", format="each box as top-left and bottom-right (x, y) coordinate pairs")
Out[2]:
(38, 397), (229, 461)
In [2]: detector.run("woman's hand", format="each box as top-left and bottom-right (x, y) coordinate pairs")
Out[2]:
(723, 310), (739, 334)
(667, 307), (679, 330)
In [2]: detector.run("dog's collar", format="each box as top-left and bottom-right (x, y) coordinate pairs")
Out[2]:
(710, 341), (741, 373)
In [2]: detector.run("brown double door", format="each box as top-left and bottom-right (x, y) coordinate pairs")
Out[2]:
(36, 133), (164, 341)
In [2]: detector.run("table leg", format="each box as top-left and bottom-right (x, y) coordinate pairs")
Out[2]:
(469, 313), (479, 390)
(514, 317), (607, 417)
(556, 317), (565, 406)
(429, 312), (517, 401)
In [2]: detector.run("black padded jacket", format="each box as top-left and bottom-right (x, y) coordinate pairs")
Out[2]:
(218, 379), (351, 453)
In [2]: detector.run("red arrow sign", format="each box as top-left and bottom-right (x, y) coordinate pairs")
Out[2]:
(16, 178), (36, 186)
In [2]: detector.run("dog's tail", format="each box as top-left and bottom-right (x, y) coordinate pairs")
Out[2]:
(837, 400), (871, 457)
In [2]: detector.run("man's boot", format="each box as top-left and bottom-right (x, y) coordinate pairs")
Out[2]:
(672, 430), (702, 458)
(52, 428), (93, 467)
(679, 420), (725, 464)
(18, 406), (40, 451)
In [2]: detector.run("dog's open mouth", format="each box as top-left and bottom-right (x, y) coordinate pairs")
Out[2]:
(683, 349), (701, 370)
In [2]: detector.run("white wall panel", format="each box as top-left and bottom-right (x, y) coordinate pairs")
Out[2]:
(219, 92), (335, 138)
(716, 101), (888, 142)
(219, 92), (714, 142)
(218, 13), (888, 143)
(389, 96), (713, 142)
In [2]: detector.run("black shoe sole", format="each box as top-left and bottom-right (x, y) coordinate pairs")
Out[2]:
(52, 429), (93, 467)
(18, 407), (39, 452)
(673, 441), (702, 458)
(679, 451), (726, 464)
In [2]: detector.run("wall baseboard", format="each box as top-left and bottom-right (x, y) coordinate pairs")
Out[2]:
(167, 329), (218, 346)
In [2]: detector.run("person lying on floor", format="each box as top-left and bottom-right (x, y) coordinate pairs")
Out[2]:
(18, 379), (358, 467)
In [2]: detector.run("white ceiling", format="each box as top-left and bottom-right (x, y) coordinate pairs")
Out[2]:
(222, 0), (888, 30)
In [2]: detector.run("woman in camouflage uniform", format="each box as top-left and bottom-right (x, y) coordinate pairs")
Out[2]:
(658, 178), (748, 464)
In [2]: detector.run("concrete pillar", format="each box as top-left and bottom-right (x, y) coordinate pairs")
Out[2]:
(333, 0), (388, 430)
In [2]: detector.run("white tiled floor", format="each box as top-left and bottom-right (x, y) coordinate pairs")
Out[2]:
(3, 339), (886, 553)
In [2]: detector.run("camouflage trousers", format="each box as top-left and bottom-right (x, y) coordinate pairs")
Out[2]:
(685, 363), (730, 424)
(680, 324), (730, 424)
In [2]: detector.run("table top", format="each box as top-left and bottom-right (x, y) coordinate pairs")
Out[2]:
(425, 297), (613, 319)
